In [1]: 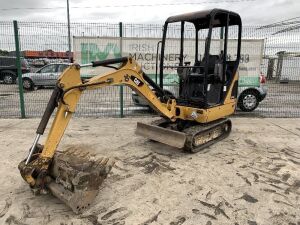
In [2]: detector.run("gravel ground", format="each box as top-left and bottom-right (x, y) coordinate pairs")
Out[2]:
(0, 117), (299, 225)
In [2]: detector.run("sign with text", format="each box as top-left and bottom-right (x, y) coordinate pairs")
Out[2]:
(74, 37), (264, 86)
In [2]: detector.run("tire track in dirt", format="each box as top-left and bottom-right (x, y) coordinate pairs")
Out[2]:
(0, 198), (12, 218)
(123, 152), (176, 175)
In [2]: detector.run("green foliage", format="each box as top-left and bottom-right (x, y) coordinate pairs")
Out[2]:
(0, 49), (9, 56)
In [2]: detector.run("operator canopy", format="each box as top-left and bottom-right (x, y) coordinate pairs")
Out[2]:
(165, 8), (241, 28)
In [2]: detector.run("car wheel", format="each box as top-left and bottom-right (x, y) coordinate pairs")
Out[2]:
(238, 90), (259, 112)
(23, 78), (34, 91)
(2, 71), (16, 84)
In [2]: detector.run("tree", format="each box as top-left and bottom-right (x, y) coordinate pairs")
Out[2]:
(0, 49), (9, 56)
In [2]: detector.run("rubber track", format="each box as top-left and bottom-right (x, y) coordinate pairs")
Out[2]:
(183, 118), (232, 153)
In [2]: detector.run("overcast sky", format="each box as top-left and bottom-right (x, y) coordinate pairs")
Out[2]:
(0, 0), (299, 25)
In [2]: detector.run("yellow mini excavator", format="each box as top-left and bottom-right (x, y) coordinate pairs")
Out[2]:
(19, 9), (242, 213)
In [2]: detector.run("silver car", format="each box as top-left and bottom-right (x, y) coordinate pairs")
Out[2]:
(22, 63), (70, 90)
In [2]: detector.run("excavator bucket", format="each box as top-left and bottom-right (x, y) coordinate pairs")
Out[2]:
(136, 122), (186, 148)
(47, 148), (114, 214)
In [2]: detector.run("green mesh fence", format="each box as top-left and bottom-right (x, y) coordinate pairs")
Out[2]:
(0, 21), (299, 118)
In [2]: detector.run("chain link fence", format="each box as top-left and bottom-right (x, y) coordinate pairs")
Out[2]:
(0, 21), (299, 118)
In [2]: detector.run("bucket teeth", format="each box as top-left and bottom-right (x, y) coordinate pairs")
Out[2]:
(94, 157), (104, 167)
(100, 158), (109, 166)
(80, 152), (90, 158)
(64, 147), (76, 154)
(65, 149), (77, 156)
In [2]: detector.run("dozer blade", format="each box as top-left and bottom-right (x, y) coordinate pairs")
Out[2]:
(136, 122), (186, 148)
(47, 148), (114, 214)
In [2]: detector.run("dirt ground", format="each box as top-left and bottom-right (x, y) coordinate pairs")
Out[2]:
(0, 117), (299, 225)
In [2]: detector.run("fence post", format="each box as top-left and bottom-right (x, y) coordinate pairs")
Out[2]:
(276, 51), (284, 82)
(267, 58), (275, 80)
(119, 22), (124, 118)
(13, 20), (26, 118)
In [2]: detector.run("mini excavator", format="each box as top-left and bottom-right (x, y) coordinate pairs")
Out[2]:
(19, 9), (242, 213)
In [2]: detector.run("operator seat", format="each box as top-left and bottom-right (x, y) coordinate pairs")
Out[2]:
(202, 55), (224, 104)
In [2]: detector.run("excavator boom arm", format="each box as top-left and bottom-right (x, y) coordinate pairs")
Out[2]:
(40, 57), (175, 160)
